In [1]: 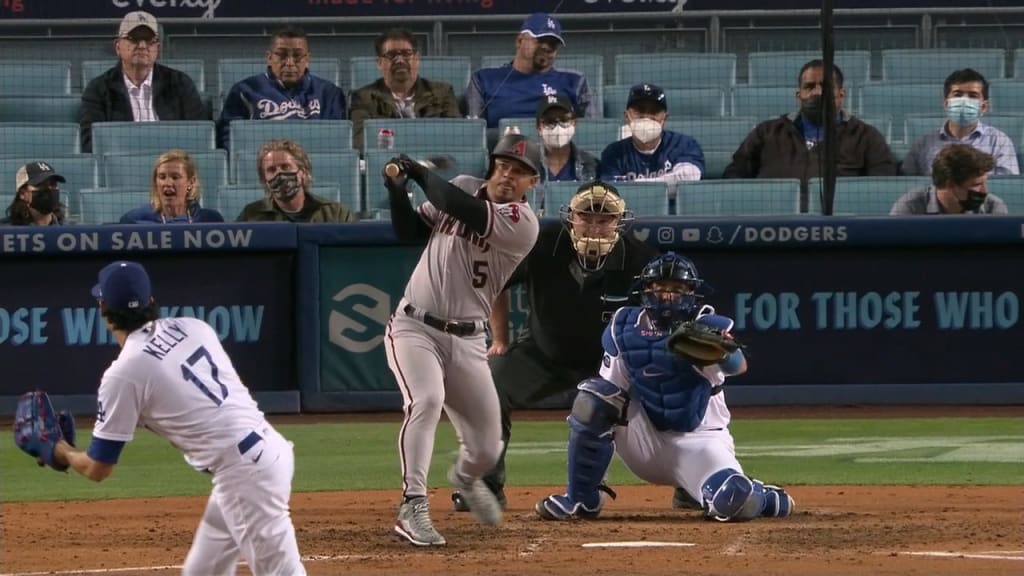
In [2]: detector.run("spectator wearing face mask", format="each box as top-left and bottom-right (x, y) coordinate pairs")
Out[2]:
(900, 69), (1019, 176)
(723, 60), (895, 181)
(535, 94), (598, 182)
(599, 84), (704, 187)
(2, 162), (66, 226)
(891, 143), (1008, 215)
(236, 139), (356, 223)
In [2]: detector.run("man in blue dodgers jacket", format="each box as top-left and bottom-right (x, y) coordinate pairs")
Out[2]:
(218, 25), (346, 148)
(536, 253), (795, 523)
(466, 13), (596, 129)
(600, 84), (705, 189)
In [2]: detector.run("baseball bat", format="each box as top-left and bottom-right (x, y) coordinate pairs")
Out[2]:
(385, 155), (458, 179)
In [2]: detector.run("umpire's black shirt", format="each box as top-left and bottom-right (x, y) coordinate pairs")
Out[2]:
(506, 221), (659, 371)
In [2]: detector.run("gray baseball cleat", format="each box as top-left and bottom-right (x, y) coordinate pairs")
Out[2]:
(394, 496), (447, 546)
(447, 467), (502, 526)
(452, 489), (507, 512)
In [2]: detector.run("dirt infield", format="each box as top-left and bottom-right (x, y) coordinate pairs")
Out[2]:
(2, 485), (1022, 576)
(2, 406), (1022, 576)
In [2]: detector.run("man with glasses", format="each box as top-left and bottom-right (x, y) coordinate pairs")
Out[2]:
(467, 13), (596, 131)
(349, 29), (461, 150)
(218, 25), (346, 149)
(534, 93), (598, 182)
(80, 11), (204, 152)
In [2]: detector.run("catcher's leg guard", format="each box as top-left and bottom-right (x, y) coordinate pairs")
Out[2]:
(701, 468), (795, 521)
(566, 378), (626, 510)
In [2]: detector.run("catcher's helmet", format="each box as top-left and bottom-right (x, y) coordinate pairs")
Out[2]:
(487, 134), (542, 178)
(635, 252), (705, 327)
(559, 181), (634, 271)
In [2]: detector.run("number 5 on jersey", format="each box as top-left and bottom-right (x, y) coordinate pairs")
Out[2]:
(180, 346), (230, 406)
(472, 260), (489, 288)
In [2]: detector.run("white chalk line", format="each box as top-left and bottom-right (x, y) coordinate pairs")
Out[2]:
(901, 551), (1024, 561)
(0, 554), (370, 576)
(581, 541), (696, 548)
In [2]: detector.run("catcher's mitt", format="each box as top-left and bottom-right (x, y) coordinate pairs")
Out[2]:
(13, 390), (72, 472)
(667, 320), (744, 366)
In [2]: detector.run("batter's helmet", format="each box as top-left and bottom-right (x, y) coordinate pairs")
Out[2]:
(488, 134), (542, 178)
(560, 181), (633, 271)
(635, 252), (706, 327)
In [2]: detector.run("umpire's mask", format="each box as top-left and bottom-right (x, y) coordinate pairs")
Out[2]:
(560, 181), (633, 272)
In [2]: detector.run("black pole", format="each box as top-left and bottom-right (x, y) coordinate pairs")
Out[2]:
(820, 0), (837, 216)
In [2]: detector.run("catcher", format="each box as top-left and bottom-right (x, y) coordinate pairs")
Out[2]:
(535, 252), (796, 522)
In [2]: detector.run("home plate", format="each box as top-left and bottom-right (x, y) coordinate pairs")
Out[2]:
(582, 541), (697, 548)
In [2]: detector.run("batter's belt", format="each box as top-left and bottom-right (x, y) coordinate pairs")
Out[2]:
(403, 304), (487, 337)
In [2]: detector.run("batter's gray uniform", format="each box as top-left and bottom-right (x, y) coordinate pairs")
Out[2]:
(385, 174), (539, 499)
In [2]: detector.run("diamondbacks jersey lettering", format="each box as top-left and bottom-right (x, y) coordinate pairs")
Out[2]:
(600, 131), (706, 183)
(93, 317), (265, 472)
(467, 65), (595, 128)
(408, 175), (539, 320)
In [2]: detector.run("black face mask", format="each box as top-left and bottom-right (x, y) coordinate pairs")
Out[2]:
(29, 188), (59, 215)
(959, 189), (987, 212)
(267, 172), (301, 200)
(800, 95), (824, 124)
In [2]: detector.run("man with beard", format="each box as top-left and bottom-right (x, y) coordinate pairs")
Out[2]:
(218, 25), (346, 149)
(80, 11), (204, 153)
(236, 139), (355, 222)
(467, 13), (596, 130)
(724, 60), (895, 192)
(2, 162), (66, 226)
(349, 29), (462, 151)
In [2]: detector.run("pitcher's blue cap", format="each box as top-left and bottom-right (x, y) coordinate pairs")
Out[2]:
(91, 261), (152, 311)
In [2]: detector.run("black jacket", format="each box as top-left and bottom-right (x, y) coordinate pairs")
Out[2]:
(509, 221), (659, 370)
(80, 62), (205, 152)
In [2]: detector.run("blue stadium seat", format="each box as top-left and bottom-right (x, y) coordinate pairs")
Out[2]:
(363, 148), (489, 217)
(348, 56), (471, 96)
(807, 176), (930, 215)
(82, 59), (206, 93)
(496, 117), (539, 139)
(747, 51), (872, 86)
(228, 119), (353, 182)
(215, 184), (341, 222)
(360, 118), (486, 150)
(903, 114), (1024, 148)
(614, 54), (737, 89)
(1015, 49), (1024, 80)
(665, 117), (758, 152)
(217, 58), (340, 96)
(676, 179), (801, 217)
(984, 176), (1024, 214)
(480, 54), (605, 115)
(0, 123), (80, 156)
(856, 114), (894, 144)
(0, 61), (72, 95)
(78, 187), (151, 225)
(544, 180), (668, 217)
(0, 95), (80, 123)
(701, 148), (736, 180)
(881, 49), (1006, 84)
(103, 150), (229, 191)
(307, 151), (361, 214)
(0, 155), (98, 224)
(603, 85), (727, 118)
(988, 80), (1024, 114)
(858, 83), (937, 139)
(730, 86), (797, 120)
(91, 121), (216, 155)
(538, 181), (585, 216)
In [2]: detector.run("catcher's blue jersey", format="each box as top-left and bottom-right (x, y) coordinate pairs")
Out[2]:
(599, 131), (705, 182)
(601, 306), (724, 432)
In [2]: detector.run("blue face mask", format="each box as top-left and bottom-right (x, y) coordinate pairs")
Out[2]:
(946, 97), (983, 127)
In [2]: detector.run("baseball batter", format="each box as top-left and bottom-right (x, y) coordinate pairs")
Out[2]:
(382, 134), (542, 546)
(51, 261), (305, 575)
(535, 253), (795, 523)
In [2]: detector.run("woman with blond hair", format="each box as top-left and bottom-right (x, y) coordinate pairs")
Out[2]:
(120, 149), (224, 223)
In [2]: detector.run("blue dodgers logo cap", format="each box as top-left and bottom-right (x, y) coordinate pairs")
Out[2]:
(91, 261), (152, 311)
(520, 12), (565, 46)
(627, 83), (668, 111)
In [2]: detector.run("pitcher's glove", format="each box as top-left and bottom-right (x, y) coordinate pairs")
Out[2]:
(667, 321), (744, 367)
(13, 390), (73, 472)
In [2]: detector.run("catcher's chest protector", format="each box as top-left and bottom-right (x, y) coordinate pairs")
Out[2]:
(613, 307), (713, 433)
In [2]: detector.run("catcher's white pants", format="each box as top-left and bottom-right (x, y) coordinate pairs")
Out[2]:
(182, 426), (305, 576)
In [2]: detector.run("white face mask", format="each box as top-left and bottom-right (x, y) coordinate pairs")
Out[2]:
(629, 117), (663, 144)
(539, 125), (575, 149)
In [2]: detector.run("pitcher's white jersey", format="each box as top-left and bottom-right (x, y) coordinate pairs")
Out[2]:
(92, 317), (266, 472)
(406, 175), (539, 320)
